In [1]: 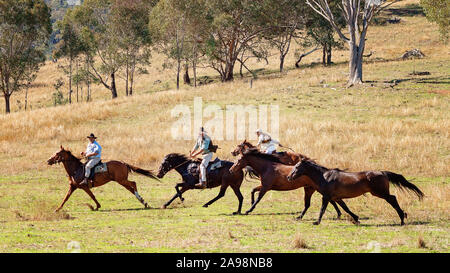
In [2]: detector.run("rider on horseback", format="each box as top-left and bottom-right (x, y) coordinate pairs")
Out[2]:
(256, 129), (282, 154)
(190, 127), (214, 189)
(79, 133), (102, 187)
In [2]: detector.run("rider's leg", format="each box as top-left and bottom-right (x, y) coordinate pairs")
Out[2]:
(80, 158), (100, 187)
(265, 145), (276, 154)
(196, 152), (212, 188)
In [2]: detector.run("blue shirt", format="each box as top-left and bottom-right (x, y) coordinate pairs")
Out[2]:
(86, 141), (102, 159)
(193, 135), (211, 155)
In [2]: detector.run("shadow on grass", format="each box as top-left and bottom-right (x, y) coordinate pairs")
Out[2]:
(359, 220), (430, 227)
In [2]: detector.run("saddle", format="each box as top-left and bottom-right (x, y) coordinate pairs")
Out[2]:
(187, 157), (224, 183)
(84, 160), (108, 180)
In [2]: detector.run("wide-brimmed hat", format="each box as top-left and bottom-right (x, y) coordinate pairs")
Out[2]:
(87, 133), (97, 139)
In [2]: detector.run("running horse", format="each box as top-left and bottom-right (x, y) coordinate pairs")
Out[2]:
(157, 153), (245, 215)
(231, 141), (343, 219)
(287, 158), (424, 225)
(47, 146), (159, 211)
(229, 148), (350, 218)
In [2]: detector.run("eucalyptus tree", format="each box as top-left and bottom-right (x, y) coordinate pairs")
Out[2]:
(306, 0), (399, 86)
(0, 0), (52, 113)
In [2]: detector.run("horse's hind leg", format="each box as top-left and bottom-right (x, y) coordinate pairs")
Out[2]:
(119, 180), (149, 208)
(336, 200), (359, 224)
(383, 194), (406, 225)
(55, 184), (76, 212)
(81, 186), (101, 211)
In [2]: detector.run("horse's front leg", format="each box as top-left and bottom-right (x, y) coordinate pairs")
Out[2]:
(203, 184), (228, 208)
(175, 182), (185, 202)
(162, 183), (188, 209)
(55, 184), (76, 212)
(81, 186), (101, 211)
(313, 196), (330, 225)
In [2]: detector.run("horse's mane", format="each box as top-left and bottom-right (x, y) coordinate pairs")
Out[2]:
(302, 159), (346, 173)
(165, 153), (200, 164)
(63, 149), (82, 163)
(243, 148), (283, 163)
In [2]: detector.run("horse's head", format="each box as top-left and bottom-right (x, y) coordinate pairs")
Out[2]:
(47, 145), (71, 165)
(231, 139), (254, 156)
(287, 158), (310, 182)
(157, 153), (188, 178)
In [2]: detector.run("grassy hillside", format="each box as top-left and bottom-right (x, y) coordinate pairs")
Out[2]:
(0, 0), (448, 252)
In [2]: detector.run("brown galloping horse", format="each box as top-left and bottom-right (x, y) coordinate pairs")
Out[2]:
(229, 149), (350, 217)
(231, 141), (342, 219)
(287, 159), (424, 225)
(47, 146), (158, 212)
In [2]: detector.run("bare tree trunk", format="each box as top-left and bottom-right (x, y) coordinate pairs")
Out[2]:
(76, 60), (79, 102)
(68, 59), (72, 104)
(295, 47), (320, 68)
(110, 72), (118, 99)
(125, 54), (129, 96)
(348, 41), (364, 86)
(326, 44), (332, 65)
(183, 62), (190, 85)
(280, 54), (286, 72)
(4, 93), (11, 114)
(223, 60), (235, 82)
(25, 85), (29, 111)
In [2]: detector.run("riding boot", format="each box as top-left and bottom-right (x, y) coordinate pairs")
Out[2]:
(79, 177), (89, 187)
(195, 179), (206, 189)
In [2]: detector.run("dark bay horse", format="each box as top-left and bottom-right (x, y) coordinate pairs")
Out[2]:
(47, 146), (158, 211)
(156, 153), (245, 214)
(287, 159), (424, 225)
(231, 141), (342, 219)
(229, 149), (349, 217)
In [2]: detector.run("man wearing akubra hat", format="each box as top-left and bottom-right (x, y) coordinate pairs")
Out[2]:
(80, 133), (102, 187)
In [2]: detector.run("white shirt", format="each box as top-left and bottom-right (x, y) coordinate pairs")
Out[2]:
(257, 133), (279, 152)
(85, 141), (102, 159)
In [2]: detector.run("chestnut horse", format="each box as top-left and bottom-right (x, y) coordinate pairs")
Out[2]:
(231, 141), (342, 219)
(288, 159), (424, 225)
(229, 149), (350, 217)
(157, 153), (245, 215)
(47, 146), (158, 211)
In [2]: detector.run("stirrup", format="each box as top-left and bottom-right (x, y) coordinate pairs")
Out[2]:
(195, 181), (207, 189)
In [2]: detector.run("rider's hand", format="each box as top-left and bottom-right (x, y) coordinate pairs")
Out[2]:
(80, 152), (85, 156)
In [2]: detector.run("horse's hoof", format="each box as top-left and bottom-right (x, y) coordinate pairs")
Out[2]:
(161, 205), (167, 209)
(295, 216), (302, 221)
(245, 211), (251, 215)
(202, 204), (208, 208)
(144, 203), (149, 209)
(313, 221), (320, 225)
(232, 211), (241, 215)
(336, 215), (342, 220)
(404, 212), (408, 219)
(180, 198), (185, 202)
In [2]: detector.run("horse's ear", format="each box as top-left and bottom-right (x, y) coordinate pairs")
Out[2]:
(60, 145), (64, 150)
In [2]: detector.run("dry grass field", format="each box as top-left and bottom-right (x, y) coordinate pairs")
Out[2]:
(0, 0), (448, 252)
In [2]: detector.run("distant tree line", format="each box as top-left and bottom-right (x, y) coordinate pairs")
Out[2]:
(2, 0), (446, 113)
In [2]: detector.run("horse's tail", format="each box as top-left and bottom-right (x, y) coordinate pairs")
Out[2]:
(383, 171), (424, 200)
(124, 163), (160, 181)
(243, 166), (260, 181)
